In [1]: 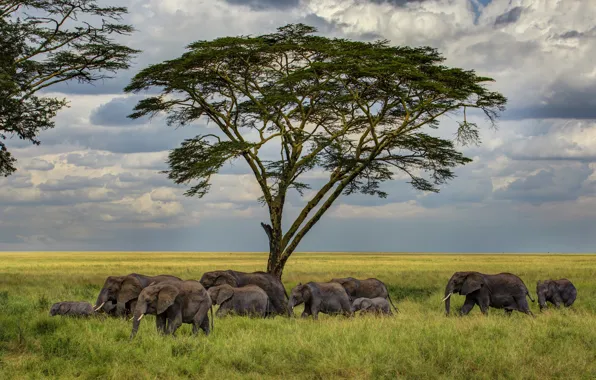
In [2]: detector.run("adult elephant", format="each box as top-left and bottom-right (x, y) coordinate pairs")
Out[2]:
(536, 279), (577, 311)
(443, 271), (535, 316)
(130, 280), (213, 340)
(330, 277), (398, 312)
(94, 273), (182, 317)
(200, 270), (288, 316)
(207, 284), (270, 318)
(288, 282), (353, 320)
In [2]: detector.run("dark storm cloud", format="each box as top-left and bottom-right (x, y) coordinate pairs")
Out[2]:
(90, 96), (147, 126)
(494, 6), (523, 27)
(38, 174), (119, 192)
(47, 73), (132, 96)
(24, 158), (54, 171)
(493, 164), (593, 205)
(560, 30), (583, 39)
(368, 0), (428, 6)
(504, 87), (596, 120)
(223, 0), (299, 10)
(66, 152), (121, 168)
(0, 172), (34, 189)
(38, 121), (197, 154)
(465, 34), (540, 70)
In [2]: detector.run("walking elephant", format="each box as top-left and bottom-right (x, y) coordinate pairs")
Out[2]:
(207, 284), (270, 318)
(536, 279), (577, 311)
(352, 297), (393, 316)
(200, 270), (288, 316)
(330, 277), (398, 312)
(443, 271), (535, 316)
(288, 282), (353, 320)
(94, 273), (182, 317)
(130, 280), (213, 340)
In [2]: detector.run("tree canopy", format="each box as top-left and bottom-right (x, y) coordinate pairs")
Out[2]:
(0, 0), (139, 176)
(125, 24), (507, 278)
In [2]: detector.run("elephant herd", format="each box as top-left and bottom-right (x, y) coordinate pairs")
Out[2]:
(49, 269), (578, 340)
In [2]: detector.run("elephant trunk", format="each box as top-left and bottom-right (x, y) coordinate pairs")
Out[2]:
(94, 289), (108, 312)
(116, 301), (128, 318)
(287, 299), (294, 317)
(444, 280), (455, 316)
(129, 303), (147, 340)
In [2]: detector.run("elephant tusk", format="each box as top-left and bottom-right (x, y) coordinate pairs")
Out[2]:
(94, 302), (105, 311)
(137, 314), (144, 321)
(442, 293), (452, 302)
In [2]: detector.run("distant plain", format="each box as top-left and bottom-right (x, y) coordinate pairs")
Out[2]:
(0, 252), (595, 379)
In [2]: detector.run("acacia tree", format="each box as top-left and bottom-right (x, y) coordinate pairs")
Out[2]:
(125, 24), (506, 279)
(0, 0), (139, 176)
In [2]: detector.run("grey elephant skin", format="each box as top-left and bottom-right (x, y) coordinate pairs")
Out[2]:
(330, 277), (398, 312)
(536, 279), (577, 311)
(443, 271), (535, 316)
(94, 273), (182, 317)
(208, 284), (270, 318)
(130, 280), (213, 340)
(288, 282), (353, 320)
(352, 297), (393, 316)
(200, 270), (288, 316)
(50, 301), (95, 317)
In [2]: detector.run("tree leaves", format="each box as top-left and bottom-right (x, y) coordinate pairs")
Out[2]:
(0, 0), (139, 176)
(126, 23), (507, 275)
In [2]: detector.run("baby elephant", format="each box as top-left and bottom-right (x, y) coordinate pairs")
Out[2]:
(207, 284), (269, 318)
(50, 301), (95, 317)
(352, 297), (393, 316)
(288, 282), (353, 320)
(536, 279), (577, 311)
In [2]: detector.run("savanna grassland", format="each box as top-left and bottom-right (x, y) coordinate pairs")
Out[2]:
(0, 252), (595, 379)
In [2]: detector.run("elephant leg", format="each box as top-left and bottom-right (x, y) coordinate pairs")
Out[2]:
(515, 296), (534, 317)
(479, 302), (489, 315)
(459, 297), (476, 316)
(505, 309), (513, 317)
(216, 305), (228, 318)
(267, 294), (286, 316)
(199, 313), (210, 335)
(339, 298), (353, 317)
(156, 313), (167, 334)
(300, 307), (312, 319)
(167, 313), (182, 336)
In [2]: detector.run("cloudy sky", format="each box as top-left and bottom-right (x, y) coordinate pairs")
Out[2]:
(2, 0), (596, 253)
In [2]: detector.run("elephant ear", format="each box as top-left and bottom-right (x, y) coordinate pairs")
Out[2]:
(547, 281), (558, 295)
(214, 272), (238, 287)
(59, 303), (70, 314)
(157, 284), (180, 315)
(460, 274), (483, 295)
(343, 280), (359, 295)
(361, 299), (373, 311)
(216, 286), (234, 305)
(301, 283), (314, 301)
(118, 276), (143, 304)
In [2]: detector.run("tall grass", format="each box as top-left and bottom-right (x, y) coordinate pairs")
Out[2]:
(0, 252), (595, 379)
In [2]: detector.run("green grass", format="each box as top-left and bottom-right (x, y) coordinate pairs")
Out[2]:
(0, 252), (595, 379)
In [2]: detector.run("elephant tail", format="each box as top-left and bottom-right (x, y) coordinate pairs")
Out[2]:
(210, 304), (214, 332)
(387, 293), (399, 314)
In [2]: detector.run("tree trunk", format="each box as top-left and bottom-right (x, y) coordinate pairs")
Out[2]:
(262, 222), (284, 279)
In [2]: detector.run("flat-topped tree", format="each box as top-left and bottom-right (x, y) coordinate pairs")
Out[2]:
(0, 0), (139, 176)
(125, 24), (507, 279)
